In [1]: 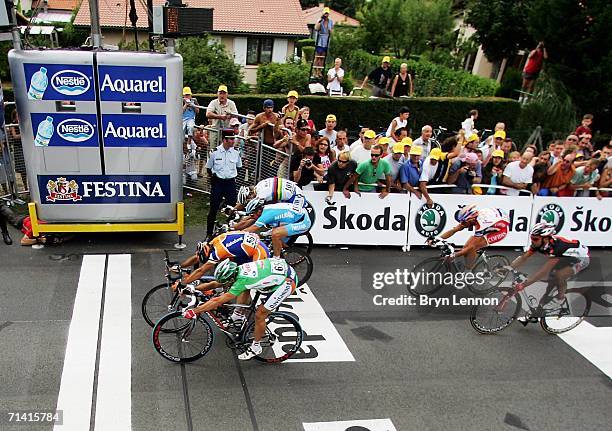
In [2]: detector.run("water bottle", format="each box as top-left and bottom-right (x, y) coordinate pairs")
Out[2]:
(487, 174), (498, 195)
(28, 67), (49, 100)
(34, 116), (54, 147)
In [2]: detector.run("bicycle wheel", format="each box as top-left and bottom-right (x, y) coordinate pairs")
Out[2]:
(470, 289), (521, 334)
(241, 311), (303, 363)
(152, 312), (214, 363)
(540, 289), (591, 334)
(286, 232), (314, 255)
(282, 247), (313, 286)
(468, 255), (511, 296)
(407, 257), (450, 297)
(142, 283), (184, 328)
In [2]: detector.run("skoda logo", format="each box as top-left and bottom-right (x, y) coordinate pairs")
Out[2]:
(536, 203), (565, 233)
(415, 203), (446, 237)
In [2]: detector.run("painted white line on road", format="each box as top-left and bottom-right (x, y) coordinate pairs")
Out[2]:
(557, 321), (612, 379)
(54, 255), (106, 431)
(94, 254), (132, 430)
(303, 418), (397, 430)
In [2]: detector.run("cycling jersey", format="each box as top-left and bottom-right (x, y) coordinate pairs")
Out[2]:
(473, 208), (510, 245)
(529, 236), (590, 259)
(228, 258), (298, 296)
(254, 202), (312, 236)
(255, 177), (304, 205)
(206, 231), (270, 265)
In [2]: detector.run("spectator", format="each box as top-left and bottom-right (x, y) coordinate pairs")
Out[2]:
(293, 119), (313, 153)
(401, 137), (413, 159)
(550, 140), (565, 164)
(182, 87), (199, 147)
(344, 145), (391, 198)
(299, 106), (316, 133)
(313, 136), (336, 177)
(425, 136), (462, 189)
(539, 151), (576, 196)
(383, 142), (405, 192)
(318, 114), (338, 146)
(350, 129), (375, 163)
(531, 150), (551, 194)
(447, 152), (482, 194)
(501, 153), (534, 196)
(574, 113), (593, 137)
(483, 149), (506, 195)
(193, 126), (209, 178)
(508, 151), (520, 162)
(273, 117), (296, 177)
(570, 159), (600, 197)
(483, 122), (505, 148)
(0, 202), (12, 245)
(332, 130), (350, 156)
(595, 143), (612, 176)
(385, 106), (410, 137)
(463, 133), (480, 156)
(419, 147), (445, 206)
(501, 138), (515, 160)
(482, 130), (505, 166)
(206, 85), (237, 142)
(350, 127), (368, 149)
(520, 41), (547, 103)
(390, 63), (414, 98)
(391, 126), (408, 144)
(413, 125), (433, 159)
(327, 58), (345, 95)
(596, 157), (612, 199)
(326, 151), (357, 203)
(205, 133), (242, 239)
(400, 146), (423, 196)
(377, 136), (391, 158)
(282, 91), (300, 120)
(564, 134), (579, 149)
(314, 7), (334, 77)
(361, 56), (393, 97)
(250, 99), (280, 146)
(577, 133), (593, 159)
(291, 146), (318, 187)
(461, 109), (478, 137)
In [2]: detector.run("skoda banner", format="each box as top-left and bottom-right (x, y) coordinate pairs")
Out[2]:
(302, 191), (410, 246)
(531, 197), (611, 246)
(407, 194), (532, 248)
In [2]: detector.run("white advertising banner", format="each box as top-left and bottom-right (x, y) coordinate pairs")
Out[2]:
(531, 197), (612, 246)
(302, 190), (410, 246)
(407, 194), (532, 248)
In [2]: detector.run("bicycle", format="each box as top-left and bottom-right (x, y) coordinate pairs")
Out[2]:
(152, 289), (303, 363)
(408, 239), (510, 297)
(470, 269), (591, 335)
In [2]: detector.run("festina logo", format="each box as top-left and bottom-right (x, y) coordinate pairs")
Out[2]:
(104, 121), (165, 140)
(82, 181), (165, 198)
(100, 74), (164, 93)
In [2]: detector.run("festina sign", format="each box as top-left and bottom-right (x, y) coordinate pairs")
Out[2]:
(38, 174), (171, 204)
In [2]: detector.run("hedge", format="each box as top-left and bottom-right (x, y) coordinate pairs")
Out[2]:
(194, 94), (521, 135)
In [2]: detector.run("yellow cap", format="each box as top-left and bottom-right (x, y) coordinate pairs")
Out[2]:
(287, 90), (299, 99)
(494, 130), (506, 139)
(409, 145), (423, 156)
(326, 114), (337, 122)
(467, 133), (479, 143)
(401, 137), (413, 146)
(378, 136), (391, 145)
(382, 56), (391, 64)
(492, 149), (505, 158)
(392, 142), (404, 153)
(323, 6), (330, 14)
(364, 130), (376, 139)
(575, 153), (584, 159)
(429, 147), (442, 160)
(217, 84), (228, 93)
(182, 86), (192, 95)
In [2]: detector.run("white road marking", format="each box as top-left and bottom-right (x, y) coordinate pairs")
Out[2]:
(303, 418), (397, 430)
(54, 255), (106, 431)
(94, 254), (132, 430)
(557, 321), (612, 379)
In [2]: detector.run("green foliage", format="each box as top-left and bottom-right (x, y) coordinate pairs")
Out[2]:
(302, 46), (315, 63)
(256, 62), (310, 94)
(58, 21), (89, 48)
(0, 42), (11, 82)
(495, 68), (522, 99)
(192, 93), (520, 134)
(297, 39), (315, 48)
(177, 36), (247, 94)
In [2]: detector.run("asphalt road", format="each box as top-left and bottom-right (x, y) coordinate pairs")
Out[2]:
(0, 227), (610, 431)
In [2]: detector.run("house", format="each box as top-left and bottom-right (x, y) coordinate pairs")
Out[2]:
(31, 0), (80, 25)
(302, 2), (359, 40)
(73, 0), (310, 86)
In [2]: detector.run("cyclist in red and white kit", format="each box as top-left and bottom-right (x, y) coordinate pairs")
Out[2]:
(433, 204), (510, 269)
(507, 222), (590, 307)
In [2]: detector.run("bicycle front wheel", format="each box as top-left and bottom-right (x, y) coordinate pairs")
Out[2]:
(470, 289), (521, 334)
(282, 247), (313, 286)
(142, 283), (183, 328)
(242, 312), (303, 363)
(469, 255), (511, 296)
(407, 257), (449, 297)
(286, 232), (314, 255)
(540, 289), (591, 334)
(152, 312), (214, 363)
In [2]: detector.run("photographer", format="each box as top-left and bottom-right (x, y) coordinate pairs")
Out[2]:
(313, 7), (334, 77)
(520, 41), (547, 103)
(182, 87), (199, 147)
(446, 152), (482, 194)
(291, 146), (319, 188)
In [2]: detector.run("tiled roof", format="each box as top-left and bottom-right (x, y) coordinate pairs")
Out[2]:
(74, 0), (310, 37)
(302, 3), (360, 27)
(33, 0), (81, 11)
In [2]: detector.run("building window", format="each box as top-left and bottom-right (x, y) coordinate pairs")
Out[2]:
(246, 37), (273, 65)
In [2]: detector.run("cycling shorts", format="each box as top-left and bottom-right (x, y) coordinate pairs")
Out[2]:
(285, 214), (312, 237)
(475, 219), (509, 245)
(552, 256), (590, 275)
(263, 279), (295, 311)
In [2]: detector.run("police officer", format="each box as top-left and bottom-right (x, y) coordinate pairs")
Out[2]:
(206, 131), (242, 238)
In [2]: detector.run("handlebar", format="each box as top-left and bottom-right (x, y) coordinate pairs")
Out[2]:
(427, 237), (455, 255)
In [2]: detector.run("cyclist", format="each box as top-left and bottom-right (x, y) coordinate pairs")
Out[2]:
(433, 204), (510, 269)
(506, 222), (590, 307)
(234, 198), (312, 258)
(236, 177), (305, 209)
(182, 258), (298, 360)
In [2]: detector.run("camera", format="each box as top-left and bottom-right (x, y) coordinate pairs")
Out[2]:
(303, 159), (312, 167)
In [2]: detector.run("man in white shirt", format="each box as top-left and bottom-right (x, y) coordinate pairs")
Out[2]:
(502, 153), (534, 196)
(412, 125), (433, 159)
(327, 58), (345, 95)
(382, 142), (405, 191)
(333, 130), (350, 156)
(318, 114), (338, 146)
(350, 129), (376, 164)
(419, 147), (445, 207)
(350, 127), (368, 150)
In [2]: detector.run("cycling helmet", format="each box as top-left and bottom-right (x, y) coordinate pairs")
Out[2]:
(237, 186), (252, 205)
(245, 198), (265, 215)
(196, 241), (210, 263)
(457, 204), (479, 222)
(214, 259), (239, 284)
(530, 222), (556, 237)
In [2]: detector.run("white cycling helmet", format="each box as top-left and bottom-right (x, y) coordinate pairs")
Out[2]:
(237, 186), (252, 205)
(457, 204), (479, 222)
(245, 198), (265, 215)
(530, 222), (556, 237)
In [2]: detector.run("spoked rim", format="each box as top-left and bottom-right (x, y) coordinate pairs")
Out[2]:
(407, 257), (448, 297)
(470, 289), (519, 334)
(242, 312), (303, 363)
(282, 247), (313, 286)
(540, 289), (590, 334)
(142, 283), (179, 328)
(469, 255), (511, 296)
(152, 312), (214, 363)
